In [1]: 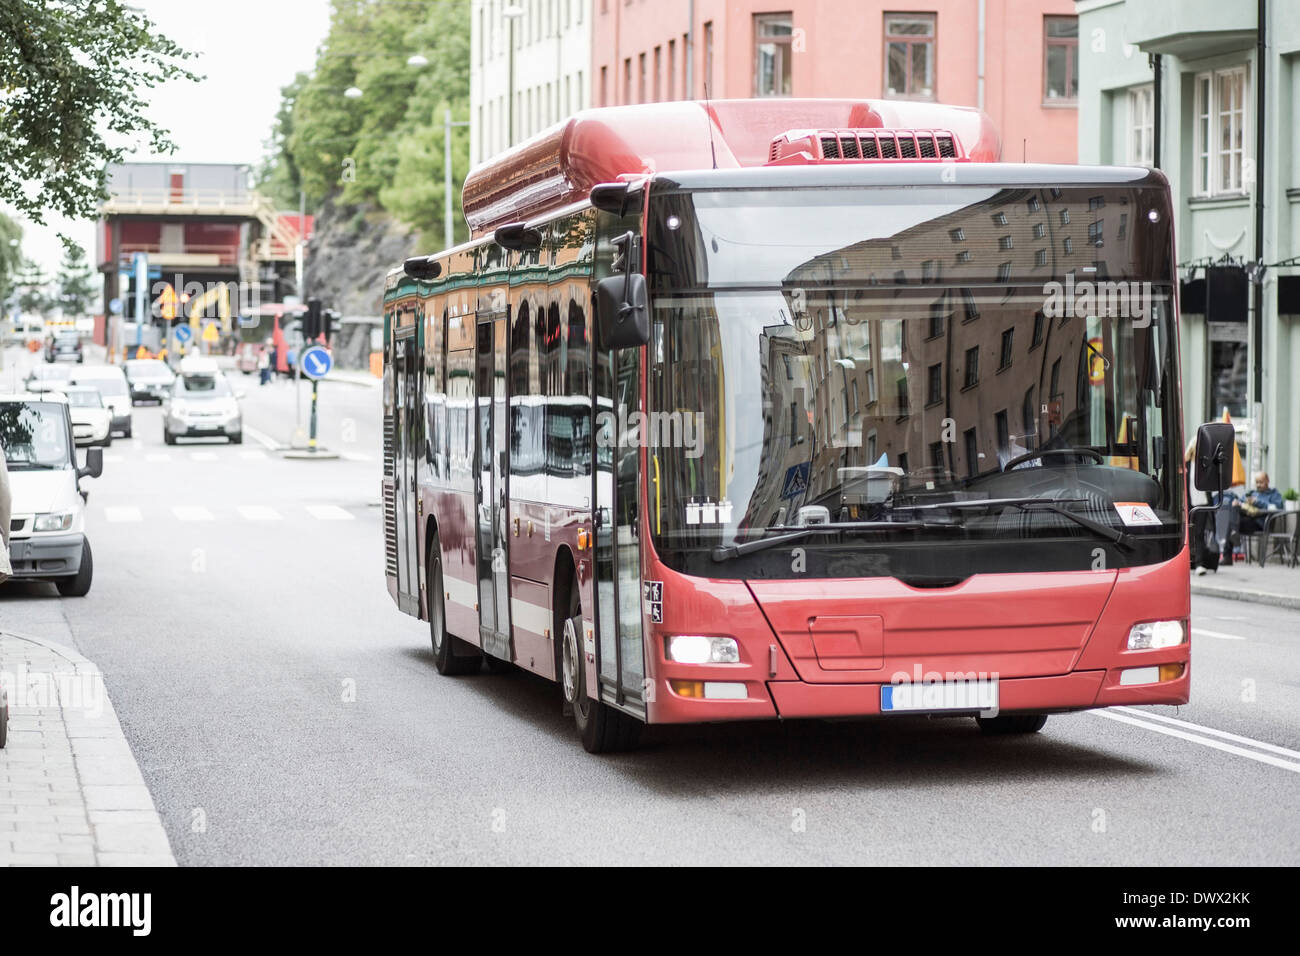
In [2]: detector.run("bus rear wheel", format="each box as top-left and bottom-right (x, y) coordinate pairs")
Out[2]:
(559, 590), (642, 754)
(975, 713), (1048, 734)
(428, 547), (481, 676)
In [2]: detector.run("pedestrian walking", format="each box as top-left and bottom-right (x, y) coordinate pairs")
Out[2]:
(257, 346), (271, 386)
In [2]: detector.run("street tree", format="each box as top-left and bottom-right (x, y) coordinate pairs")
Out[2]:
(57, 244), (97, 318)
(0, 0), (199, 227)
(0, 212), (22, 304)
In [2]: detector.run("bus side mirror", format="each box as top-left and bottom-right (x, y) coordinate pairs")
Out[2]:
(1194, 421), (1235, 493)
(596, 272), (649, 349)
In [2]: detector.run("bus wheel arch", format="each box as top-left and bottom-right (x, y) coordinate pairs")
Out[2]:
(427, 526), (481, 676)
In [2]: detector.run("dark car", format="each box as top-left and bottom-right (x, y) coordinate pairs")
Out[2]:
(46, 330), (83, 364)
(123, 358), (176, 404)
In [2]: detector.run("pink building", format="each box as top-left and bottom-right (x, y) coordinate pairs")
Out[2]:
(591, 0), (1078, 164)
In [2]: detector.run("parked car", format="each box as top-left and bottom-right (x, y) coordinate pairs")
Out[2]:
(123, 358), (175, 404)
(68, 366), (133, 438)
(45, 329), (84, 364)
(24, 364), (73, 392)
(61, 386), (113, 447)
(0, 392), (103, 595)
(163, 361), (243, 444)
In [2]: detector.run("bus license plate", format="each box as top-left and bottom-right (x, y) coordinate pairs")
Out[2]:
(881, 680), (998, 713)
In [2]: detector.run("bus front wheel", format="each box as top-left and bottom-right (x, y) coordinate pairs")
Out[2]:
(560, 590), (642, 754)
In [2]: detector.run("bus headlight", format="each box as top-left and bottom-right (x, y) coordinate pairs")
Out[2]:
(1127, 620), (1185, 650)
(666, 635), (740, 664)
(34, 512), (74, 532)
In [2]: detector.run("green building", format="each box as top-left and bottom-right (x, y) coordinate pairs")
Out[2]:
(1077, 0), (1299, 496)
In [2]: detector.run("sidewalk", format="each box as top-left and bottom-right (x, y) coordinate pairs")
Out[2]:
(0, 631), (175, 866)
(1190, 561), (1300, 610)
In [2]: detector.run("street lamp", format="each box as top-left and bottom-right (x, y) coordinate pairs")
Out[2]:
(503, 5), (524, 148)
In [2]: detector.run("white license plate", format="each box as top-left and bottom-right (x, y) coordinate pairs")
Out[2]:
(881, 680), (998, 713)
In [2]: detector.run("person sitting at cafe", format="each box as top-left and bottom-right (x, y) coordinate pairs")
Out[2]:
(1234, 471), (1283, 535)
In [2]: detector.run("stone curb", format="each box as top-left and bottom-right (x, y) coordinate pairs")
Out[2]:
(0, 630), (177, 867)
(1190, 581), (1300, 611)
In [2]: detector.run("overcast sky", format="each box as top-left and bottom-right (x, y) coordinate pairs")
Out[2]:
(10, 0), (332, 278)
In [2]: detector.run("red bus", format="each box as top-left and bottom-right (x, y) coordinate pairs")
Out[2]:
(383, 99), (1199, 753)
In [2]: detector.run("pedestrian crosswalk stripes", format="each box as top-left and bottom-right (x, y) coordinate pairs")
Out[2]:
(305, 505), (354, 521)
(172, 506), (215, 522)
(237, 505), (283, 521)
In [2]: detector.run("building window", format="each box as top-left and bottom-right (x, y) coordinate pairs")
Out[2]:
(998, 235), (1013, 251)
(996, 261), (1012, 283)
(623, 57), (632, 104)
(964, 346), (979, 388)
(928, 311), (944, 339)
(1063, 237), (1073, 255)
(1022, 388), (1037, 445)
(754, 13), (794, 97)
(1034, 248), (1047, 267)
(600, 66), (608, 107)
(949, 227), (965, 243)
(896, 376), (910, 417)
(866, 368), (877, 404)
(1088, 220), (1104, 247)
(668, 39), (676, 99)
(638, 53), (647, 103)
(654, 46), (662, 101)
(929, 441), (944, 469)
(999, 329), (1014, 369)
(1043, 15), (1077, 102)
(1194, 66), (1249, 196)
(995, 409), (1009, 451)
(992, 211), (1007, 226)
(964, 427), (979, 477)
(884, 12), (935, 99)
(927, 363), (943, 405)
(1128, 84), (1154, 166)
(1031, 312), (1045, 347)
(1033, 222), (1046, 239)
(956, 250), (971, 264)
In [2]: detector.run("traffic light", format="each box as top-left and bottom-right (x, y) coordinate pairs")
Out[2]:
(305, 297), (322, 340)
(323, 309), (337, 344)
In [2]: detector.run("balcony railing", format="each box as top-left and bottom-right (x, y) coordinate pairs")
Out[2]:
(117, 243), (241, 267)
(100, 188), (257, 215)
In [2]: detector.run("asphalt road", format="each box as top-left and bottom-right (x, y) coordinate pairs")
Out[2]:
(2, 347), (1297, 865)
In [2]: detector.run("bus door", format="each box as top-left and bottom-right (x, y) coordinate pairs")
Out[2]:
(475, 311), (512, 661)
(393, 331), (421, 613)
(593, 342), (646, 717)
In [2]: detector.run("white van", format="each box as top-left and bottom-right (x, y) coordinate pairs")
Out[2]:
(0, 393), (103, 595)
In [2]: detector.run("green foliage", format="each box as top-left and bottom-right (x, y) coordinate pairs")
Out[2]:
(264, 0), (471, 246)
(0, 0), (200, 225)
(56, 244), (97, 317)
(13, 259), (50, 316)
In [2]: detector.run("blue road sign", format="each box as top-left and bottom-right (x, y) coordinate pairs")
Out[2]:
(109, 298), (123, 315)
(301, 345), (333, 380)
(780, 462), (811, 499)
(173, 324), (193, 345)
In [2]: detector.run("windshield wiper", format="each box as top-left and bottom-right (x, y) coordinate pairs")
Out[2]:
(905, 497), (1135, 550)
(711, 520), (941, 561)
(5, 461), (60, 470)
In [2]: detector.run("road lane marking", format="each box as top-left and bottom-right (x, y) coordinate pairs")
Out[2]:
(341, 452), (372, 462)
(1192, 628), (1245, 641)
(239, 450), (268, 461)
(237, 505), (282, 521)
(145, 453), (171, 463)
(103, 506), (142, 523)
(1110, 706), (1300, 761)
(1089, 709), (1300, 775)
(172, 506), (214, 522)
(243, 425), (282, 451)
(190, 451), (218, 462)
(305, 505), (353, 521)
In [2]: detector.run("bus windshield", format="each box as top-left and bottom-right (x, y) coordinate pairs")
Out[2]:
(645, 181), (1182, 580)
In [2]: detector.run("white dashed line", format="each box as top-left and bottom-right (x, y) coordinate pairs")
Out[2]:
(237, 505), (282, 521)
(145, 453), (171, 463)
(171, 506), (214, 522)
(341, 452), (372, 462)
(190, 451), (218, 462)
(239, 450), (268, 461)
(1090, 709), (1300, 775)
(242, 425), (282, 451)
(305, 505), (354, 521)
(1192, 628), (1246, 641)
(103, 506), (142, 523)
